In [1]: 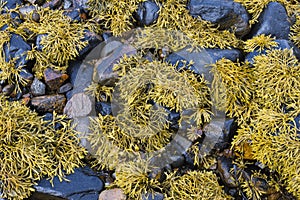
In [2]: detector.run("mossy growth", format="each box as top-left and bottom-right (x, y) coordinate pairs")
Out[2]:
(162, 170), (231, 200)
(19, 7), (89, 78)
(0, 95), (87, 200)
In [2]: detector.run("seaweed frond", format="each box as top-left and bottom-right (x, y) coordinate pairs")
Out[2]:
(244, 34), (278, 52)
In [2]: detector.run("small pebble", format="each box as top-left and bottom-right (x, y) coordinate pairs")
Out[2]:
(2, 84), (15, 96)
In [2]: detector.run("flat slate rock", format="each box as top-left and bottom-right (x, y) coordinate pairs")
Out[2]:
(249, 2), (291, 39)
(188, 0), (250, 37)
(30, 167), (104, 200)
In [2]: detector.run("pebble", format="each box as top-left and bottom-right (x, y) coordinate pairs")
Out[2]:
(44, 68), (68, 91)
(64, 92), (95, 118)
(58, 83), (73, 94)
(98, 189), (126, 200)
(30, 78), (46, 96)
(135, 0), (160, 26)
(31, 94), (66, 113)
(2, 84), (15, 96)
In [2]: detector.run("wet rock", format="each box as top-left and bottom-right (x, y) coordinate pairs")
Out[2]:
(31, 94), (66, 113)
(206, 48), (242, 62)
(4, 33), (31, 67)
(78, 30), (102, 57)
(214, 118), (238, 150)
(19, 5), (36, 17)
(93, 44), (137, 86)
(98, 188), (126, 200)
(20, 69), (34, 83)
(64, 0), (72, 9)
(43, 0), (62, 9)
(100, 40), (123, 58)
(58, 83), (73, 94)
(44, 68), (68, 91)
(217, 156), (237, 188)
(95, 101), (112, 116)
(64, 92), (95, 118)
(188, 0), (250, 37)
(135, 0), (160, 26)
(64, 8), (81, 21)
(31, 78), (46, 96)
(31, 167), (104, 200)
(2, 84), (15, 96)
(32, 11), (40, 22)
(36, 34), (47, 51)
(249, 2), (291, 39)
(72, 0), (89, 11)
(167, 110), (180, 130)
(3, 0), (22, 9)
(27, 0), (45, 5)
(245, 39), (300, 64)
(142, 192), (164, 200)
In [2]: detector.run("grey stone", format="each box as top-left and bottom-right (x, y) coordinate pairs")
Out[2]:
(98, 188), (126, 200)
(58, 83), (73, 94)
(64, 92), (95, 118)
(143, 193), (164, 200)
(31, 166), (104, 200)
(188, 0), (250, 37)
(250, 2), (291, 39)
(3, 0), (22, 9)
(31, 78), (46, 96)
(19, 6), (36, 17)
(136, 0), (160, 26)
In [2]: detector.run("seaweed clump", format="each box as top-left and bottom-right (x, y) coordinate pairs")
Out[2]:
(0, 95), (87, 200)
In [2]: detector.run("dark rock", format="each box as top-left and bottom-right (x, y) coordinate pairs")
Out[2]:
(31, 167), (104, 200)
(167, 110), (180, 130)
(102, 31), (113, 41)
(20, 69), (34, 83)
(31, 94), (66, 113)
(4, 33), (31, 67)
(217, 156), (237, 187)
(245, 39), (300, 64)
(3, 0), (22, 9)
(2, 84), (15, 96)
(249, 2), (291, 39)
(206, 48), (242, 62)
(64, 8), (81, 21)
(27, 0), (45, 5)
(142, 192), (164, 200)
(72, 0), (89, 12)
(19, 5), (36, 17)
(44, 68), (68, 91)
(58, 83), (73, 94)
(32, 11), (40, 22)
(64, 0), (72, 9)
(95, 101), (112, 116)
(214, 118), (238, 150)
(64, 92), (95, 118)
(188, 0), (250, 37)
(78, 30), (102, 58)
(43, 0), (62, 9)
(94, 44), (137, 86)
(36, 34), (47, 51)
(135, 0), (160, 26)
(31, 78), (46, 96)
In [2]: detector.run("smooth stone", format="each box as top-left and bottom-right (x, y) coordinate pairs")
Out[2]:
(249, 2), (291, 39)
(135, 0), (160, 26)
(32, 167), (104, 200)
(36, 34), (47, 51)
(188, 0), (250, 37)
(58, 83), (73, 94)
(98, 189), (126, 200)
(31, 78), (46, 96)
(64, 92), (95, 118)
(142, 193), (164, 200)
(78, 30), (102, 58)
(3, 0), (22, 9)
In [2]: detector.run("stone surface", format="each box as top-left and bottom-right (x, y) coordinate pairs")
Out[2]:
(245, 39), (300, 64)
(205, 48), (242, 62)
(249, 2), (291, 39)
(31, 94), (66, 113)
(31, 167), (104, 200)
(73, 116), (94, 151)
(98, 189), (126, 200)
(64, 8), (81, 21)
(217, 156), (237, 188)
(43, 0), (62, 9)
(44, 68), (68, 91)
(78, 30), (102, 58)
(19, 5), (36, 17)
(58, 83), (73, 94)
(135, 0), (160, 26)
(3, 0), (22, 9)
(95, 101), (112, 116)
(36, 34), (47, 51)
(64, 92), (95, 118)
(4, 33), (31, 67)
(142, 193), (164, 200)
(93, 44), (137, 86)
(27, 0), (45, 5)
(2, 84), (15, 96)
(188, 0), (250, 37)
(21, 69), (34, 83)
(31, 78), (46, 96)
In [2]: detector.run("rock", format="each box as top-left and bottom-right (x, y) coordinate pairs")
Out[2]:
(43, 0), (62, 9)
(31, 94), (66, 113)
(19, 5), (36, 17)
(64, 92), (95, 118)
(206, 48), (242, 62)
(73, 116), (94, 151)
(64, 0), (72, 9)
(58, 83), (73, 94)
(100, 40), (123, 58)
(31, 78), (46, 96)
(188, 0), (250, 37)
(20, 69), (34, 84)
(36, 34), (47, 51)
(4, 33), (31, 67)
(32, 11), (40, 22)
(44, 68), (68, 91)
(142, 193), (164, 200)
(102, 31), (113, 41)
(31, 167), (104, 200)
(2, 84), (15, 96)
(2, 0), (22, 9)
(72, 0), (89, 11)
(214, 118), (238, 151)
(95, 101), (112, 116)
(78, 30), (102, 58)
(27, 0), (45, 5)
(135, 0), (160, 26)
(93, 44), (137, 86)
(64, 8), (81, 21)
(98, 188), (126, 200)
(217, 156), (237, 188)
(167, 109), (180, 130)
(245, 39), (300, 64)
(249, 2), (291, 39)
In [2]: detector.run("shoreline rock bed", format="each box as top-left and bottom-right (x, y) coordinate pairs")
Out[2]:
(0, 0), (300, 199)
